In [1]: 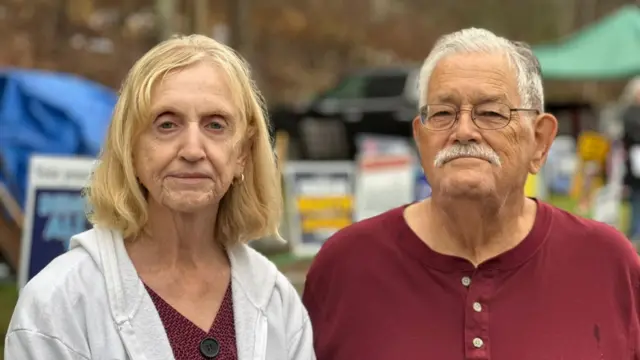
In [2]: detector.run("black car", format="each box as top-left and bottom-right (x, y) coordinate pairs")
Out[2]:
(271, 66), (420, 160)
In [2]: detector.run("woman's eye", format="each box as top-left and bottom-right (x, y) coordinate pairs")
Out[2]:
(207, 121), (224, 130)
(158, 122), (176, 129)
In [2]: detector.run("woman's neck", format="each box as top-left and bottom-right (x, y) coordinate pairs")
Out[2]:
(127, 199), (228, 273)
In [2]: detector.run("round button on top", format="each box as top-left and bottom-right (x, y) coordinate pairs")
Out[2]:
(461, 276), (471, 287)
(199, 337), (220, 358)
(472, 337), (484, 348)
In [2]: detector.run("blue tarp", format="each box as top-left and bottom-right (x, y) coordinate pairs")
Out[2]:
(0, 69), (117, 207)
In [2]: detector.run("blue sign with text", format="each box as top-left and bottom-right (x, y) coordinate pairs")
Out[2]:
(18, 155), (96, 289)
(415, 170), (432, 200)
(26, 188), (91, 282)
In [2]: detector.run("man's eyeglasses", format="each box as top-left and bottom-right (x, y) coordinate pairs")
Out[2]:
(419, 103), (540, 131)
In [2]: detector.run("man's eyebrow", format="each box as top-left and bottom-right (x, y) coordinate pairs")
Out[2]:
(431, 93), (509, 105)
(432, 93), (460, 104)
(474, 94), (509, 104)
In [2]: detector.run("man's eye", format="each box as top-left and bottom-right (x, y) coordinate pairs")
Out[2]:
(478, 111), (506, 118)
(430, 111), (454, 119)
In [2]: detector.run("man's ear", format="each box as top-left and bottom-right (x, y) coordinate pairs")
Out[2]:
(412, 115), (423, 143)
(528, 112), (558, 174)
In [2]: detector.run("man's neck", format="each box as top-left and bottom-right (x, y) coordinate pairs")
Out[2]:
(408, 194), (537, 266)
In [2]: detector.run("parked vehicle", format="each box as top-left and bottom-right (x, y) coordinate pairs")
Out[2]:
(271, 65), (420, 160)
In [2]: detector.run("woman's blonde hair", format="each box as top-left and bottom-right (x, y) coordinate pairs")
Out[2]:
(86, 34), (282, 244)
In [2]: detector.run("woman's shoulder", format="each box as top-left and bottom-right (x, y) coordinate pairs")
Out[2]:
(7, 248), (113, 359)
(12, 247), (107, 325)
(227, 244), (301, 306)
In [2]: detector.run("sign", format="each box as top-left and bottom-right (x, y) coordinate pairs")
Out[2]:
(18, 156), (95, 289)
(570, 131), (610, 200)
(354, 155), (414, 221)
(544, 136), (577, 195)
(592, 140), (625, 227)
(524, 174), (538, 198)
(415, 169), (432, 201)
(284, 161), (355, 256)
(354, 134), (417, 220)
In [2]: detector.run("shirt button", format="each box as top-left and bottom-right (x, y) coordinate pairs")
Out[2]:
(472, 337), (484, 348)
(461, 276), (471, 287)
(473, 302), (482, 312)
(199, 337), (220, 358)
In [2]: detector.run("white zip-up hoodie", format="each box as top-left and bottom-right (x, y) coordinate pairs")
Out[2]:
(5, 228), (315, 360)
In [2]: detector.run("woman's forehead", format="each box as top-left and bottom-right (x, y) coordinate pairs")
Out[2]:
(148, 63), (246, 120)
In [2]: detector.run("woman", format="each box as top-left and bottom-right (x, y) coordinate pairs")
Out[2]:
(6, 35), (314, 360)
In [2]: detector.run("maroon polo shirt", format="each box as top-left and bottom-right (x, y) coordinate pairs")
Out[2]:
(303, 200), (640, 359)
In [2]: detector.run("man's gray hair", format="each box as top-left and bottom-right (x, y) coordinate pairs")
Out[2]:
(418, 28), (544, 112)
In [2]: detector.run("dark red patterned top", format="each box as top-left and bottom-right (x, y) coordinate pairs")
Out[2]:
(146, 283), (238, 360)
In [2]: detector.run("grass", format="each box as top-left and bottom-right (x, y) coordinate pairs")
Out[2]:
(547, 194), (630, 234)
(0, 194), (630, 357)
(0, 283), (18, 358)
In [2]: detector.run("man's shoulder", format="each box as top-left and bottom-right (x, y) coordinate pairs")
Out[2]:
(545, 202), (639, 265)
(321, 205), (408, 252)
(305, 206), (407, 278)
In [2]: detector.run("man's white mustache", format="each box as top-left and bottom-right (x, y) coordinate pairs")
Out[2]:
(434, 144), (501, 167)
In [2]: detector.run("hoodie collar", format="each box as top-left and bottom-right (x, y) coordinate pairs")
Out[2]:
(227, 243), (278, 310)
(70, 228), (278, 317)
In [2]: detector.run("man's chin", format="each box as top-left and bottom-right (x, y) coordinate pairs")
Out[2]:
(437, 178), (496, 199)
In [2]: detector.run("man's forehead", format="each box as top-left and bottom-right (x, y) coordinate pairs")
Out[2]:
(426, 52), (519, 105)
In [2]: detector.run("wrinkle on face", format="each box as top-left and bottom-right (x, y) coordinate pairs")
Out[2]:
(134, 61), (246, 214)
(419, 52), (534, 198)
(429, 56), (516, 108)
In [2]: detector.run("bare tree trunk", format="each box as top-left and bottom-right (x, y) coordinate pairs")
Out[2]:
(193, 0), (209, 35)
(558, 0), (577, 35)
(229, 0), (251, 58)
(156, 0), (176, 41)
(580, 0), (600, 102)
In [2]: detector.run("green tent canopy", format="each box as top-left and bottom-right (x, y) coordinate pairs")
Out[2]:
(533, 5), (640, 79)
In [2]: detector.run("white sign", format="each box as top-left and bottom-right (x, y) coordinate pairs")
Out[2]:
(283, 161), (355, 257)
(18, 155), (96, 289)
(354, 155), (414, 221)
(592, 141), (625, 227)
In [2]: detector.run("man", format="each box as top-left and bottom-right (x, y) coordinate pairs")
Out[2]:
(623, 87), (640, 240)
(302, 28), (640, 359)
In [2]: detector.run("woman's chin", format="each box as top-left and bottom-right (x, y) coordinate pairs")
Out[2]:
(159, 191), (218, 213)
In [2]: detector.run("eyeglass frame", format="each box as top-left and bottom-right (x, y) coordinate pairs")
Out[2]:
(418, 103), (540, 131)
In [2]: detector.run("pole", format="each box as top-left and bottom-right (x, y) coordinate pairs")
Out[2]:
(156, 0), (177, 41)
(229, 0), (250, 56)
(193, 0), (209, 35)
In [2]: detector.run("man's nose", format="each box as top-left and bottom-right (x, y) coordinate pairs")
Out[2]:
(453, 109), (481, 143)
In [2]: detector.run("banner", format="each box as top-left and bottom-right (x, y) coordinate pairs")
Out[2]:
(354, 134), (418, 220)
(18, 156), (95, 289)
(284, 161), (355, 257)
(415, 169), (432, 201)
(570, 131), (610, 200)
(592, 139), (625, 227)
(354, 155), (414, 221)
